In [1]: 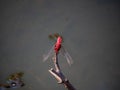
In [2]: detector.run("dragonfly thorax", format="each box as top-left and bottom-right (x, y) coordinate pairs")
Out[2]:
(56, 36), (62, 44)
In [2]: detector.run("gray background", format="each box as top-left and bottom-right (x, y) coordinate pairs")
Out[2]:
(0, 0), (120, 90)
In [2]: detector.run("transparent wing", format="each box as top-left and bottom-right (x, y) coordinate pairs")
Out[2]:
(43, 45), (54, 62)
(60, 46), (73, 66)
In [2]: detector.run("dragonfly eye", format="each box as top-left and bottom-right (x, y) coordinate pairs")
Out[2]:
(54, 33), (60, 38)
(49, 34), (54, 39)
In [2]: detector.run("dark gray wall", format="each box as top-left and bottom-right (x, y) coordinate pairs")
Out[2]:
(0, 0), (120, 90)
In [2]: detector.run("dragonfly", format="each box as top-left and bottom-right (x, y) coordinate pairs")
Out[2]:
(43, 33), (73, 66)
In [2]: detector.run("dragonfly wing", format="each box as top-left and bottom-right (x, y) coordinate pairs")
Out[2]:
(43, 45), (54, 62)
(60, 46), (73, 66)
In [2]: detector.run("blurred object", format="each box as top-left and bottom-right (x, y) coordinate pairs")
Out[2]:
(7, 72), (25, 88)
(0, 84), (10, 88)
(7, 78), (24, 88)
(7, 72), (24, 81)
(0, 87), (6, 90)
(0, 72), (25, 89)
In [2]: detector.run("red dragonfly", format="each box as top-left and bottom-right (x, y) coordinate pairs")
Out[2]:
(43, 33), (73, 66)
